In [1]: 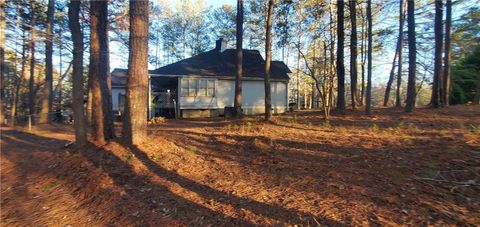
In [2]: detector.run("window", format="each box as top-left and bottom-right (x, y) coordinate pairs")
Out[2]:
(180, 78), (215, 97)
(181, 79), (196, 97)
(198, 79), (207, 96)
(118, 93), (126, 111)
(207, 80), (215, 96)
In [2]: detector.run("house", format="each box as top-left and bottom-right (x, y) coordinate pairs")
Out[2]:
(111, 38), (291, 118)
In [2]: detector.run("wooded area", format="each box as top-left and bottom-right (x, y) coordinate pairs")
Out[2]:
(1, 0), (479, 225)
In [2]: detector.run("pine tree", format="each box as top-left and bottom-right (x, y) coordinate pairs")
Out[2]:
(39, 0), (55, 123)
(122, 0), (149, 145)
(234, 0), (243, 117)
(405, 0), (417, 112)
(68, 0), (87, 146)
(264, 0), (274, 121)
(336, 0), (346, 111)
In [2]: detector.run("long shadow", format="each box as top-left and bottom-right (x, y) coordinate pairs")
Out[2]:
(127, 145), (345, 226)
(1, 130), (254, 225)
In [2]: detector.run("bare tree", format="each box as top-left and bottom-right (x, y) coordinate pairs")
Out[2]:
(384, 36), (400, 106)
(28, 1), (36, 122)
(349, 0), (358, 110)
(336, 0), (346, 112)
(0, 0), (5, 125)
(234, 0), (243, 117)
(39, 0), (55, 123)
(68, 0), (87, 146)
(405, 0), (417, 112)
(122, 0), (149, 145)
(442, 0), (452, 106)
(264, 0), (274, 121)
(365, 0), (372, 114)
(395, 0), (405, 108)
(431, 0), (443, 108)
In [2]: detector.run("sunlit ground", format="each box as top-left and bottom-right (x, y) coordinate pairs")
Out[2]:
(1, 105), (479, 226)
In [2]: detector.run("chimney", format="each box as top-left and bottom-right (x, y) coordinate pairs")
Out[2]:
(215, 38), (227, 52)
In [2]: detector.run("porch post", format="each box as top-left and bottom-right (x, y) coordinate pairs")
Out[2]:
(148, 76), (152, 120)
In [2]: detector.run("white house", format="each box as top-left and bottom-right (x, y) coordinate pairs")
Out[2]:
(111, 39), (291, 118)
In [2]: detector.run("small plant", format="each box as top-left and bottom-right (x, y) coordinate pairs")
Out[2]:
(186, 146), (197, 155)
(323, 120), (331, 128)
(246, 121), (253, 132)
(371, 123), (379, 131)
(150, 153), (159, 161)
(123, 153), (135, 161)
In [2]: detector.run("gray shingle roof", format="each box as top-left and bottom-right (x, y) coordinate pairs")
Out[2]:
(112, 48), (291, 87)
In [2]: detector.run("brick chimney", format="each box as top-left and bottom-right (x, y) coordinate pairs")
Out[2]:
(215, 38), (227, 52)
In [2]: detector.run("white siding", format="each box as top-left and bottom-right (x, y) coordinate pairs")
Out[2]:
(215, 79), (288, 115)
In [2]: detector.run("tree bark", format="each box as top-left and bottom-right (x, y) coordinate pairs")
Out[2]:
(89, 1), (114, 142)
(68, 0), (87, 146)
(89, 1), (105, 144)
(405, 0), (417, 112)
(98, 0), (115, 139)
(431, 0), (443, 108)
(234, 0), (243, 117)
(442, 0), (452, 106)
(39, 0), (55, 124)
(0, 0), (5, 125)
(122, 0), (149, 145)
(264, 0), (273, 121)
(360, 16), (366, 106)
(395, 0), (405, 108)
(336, 0), (346, 112)
(28, 2), (36, 122)
(365, 0), (372, 115)
(349, 0), (358, 110)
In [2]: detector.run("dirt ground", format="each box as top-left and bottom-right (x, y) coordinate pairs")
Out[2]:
(1, 105), (479, 226)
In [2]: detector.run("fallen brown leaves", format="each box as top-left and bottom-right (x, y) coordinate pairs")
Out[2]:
(1, 105), (479, 226)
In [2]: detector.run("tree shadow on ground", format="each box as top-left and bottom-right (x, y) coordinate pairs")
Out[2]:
(1, 129), (345, 226)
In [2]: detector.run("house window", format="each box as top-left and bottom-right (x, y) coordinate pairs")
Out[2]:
(181, 79), (215, 97)
(181, 79), (196, 97)
(198, 79), (207, 96)
(118, 93), (126, 111)
(207, 80), (215, 96)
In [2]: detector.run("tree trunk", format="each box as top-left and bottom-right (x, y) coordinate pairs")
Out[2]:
(336, 0), (345, 112)
(28, 2), (36, 122)
(68, 0), (87, 146)
(405, 0), (417, 112)
(234, 0), (243, 117)
(431, 0), (443, 108)
(89, 1), (114, 142)
(360, 5), (366, 106)
(39, 0), (55, 124)
(264, 0), (273, 121)
(365, 0), (372, 115)
(349, 0), (358, 110)
(0, 0), (5, 125)
(395, 0), (405, 108)
(442, 0), (452, 106)
(384, 37), (400, 106)
(122, 0), (149, 145)
(89, 1), (105, 144)
(98, 0), (115, 139)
